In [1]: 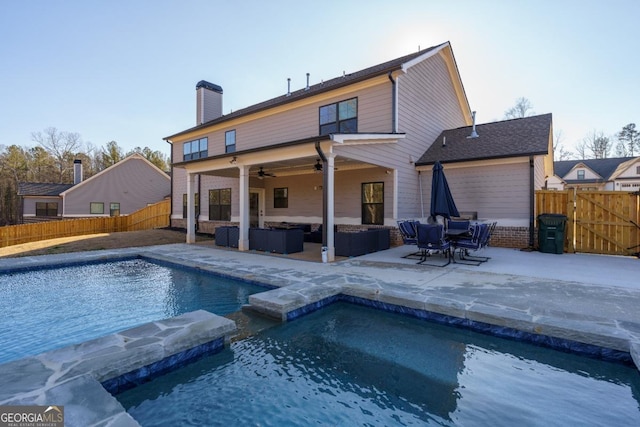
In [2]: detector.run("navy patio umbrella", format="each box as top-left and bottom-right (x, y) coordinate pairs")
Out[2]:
(430, 161), (459, 221)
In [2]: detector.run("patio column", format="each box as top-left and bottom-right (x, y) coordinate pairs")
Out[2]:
(326, 152), (336, 261)
(238, 165), (250, 251)
(186, 172), (196, 244)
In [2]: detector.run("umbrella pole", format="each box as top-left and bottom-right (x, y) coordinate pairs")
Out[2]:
(419, 171), (424, 219)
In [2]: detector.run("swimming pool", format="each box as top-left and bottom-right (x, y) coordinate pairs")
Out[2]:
(0, 258), (268, 363)
(118, 302), (640, 426)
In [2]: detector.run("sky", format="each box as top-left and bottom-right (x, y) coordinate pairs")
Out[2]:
(1, 0), (638, 159)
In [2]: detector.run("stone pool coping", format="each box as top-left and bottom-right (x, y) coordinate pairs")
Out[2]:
(0, 309), (236, 427)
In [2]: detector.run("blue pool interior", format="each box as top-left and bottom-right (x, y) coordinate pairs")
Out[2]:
(0, 258), (268, 363)
(117, 302), (640, 426)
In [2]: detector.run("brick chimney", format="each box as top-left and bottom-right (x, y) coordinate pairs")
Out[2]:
(196, 81), (223, 125)
(73, 159), (83, 185)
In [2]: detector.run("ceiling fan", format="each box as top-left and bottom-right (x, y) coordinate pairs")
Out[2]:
(257, 166), (276, 179)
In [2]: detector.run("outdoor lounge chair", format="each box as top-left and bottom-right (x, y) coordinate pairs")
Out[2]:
(453, 223), (491, 265)
(397, 220), (422, 259)
(416, 223), (451, 266)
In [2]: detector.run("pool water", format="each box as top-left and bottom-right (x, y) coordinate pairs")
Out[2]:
(118, 302), (640, 426)
(0, 258), (266, 363)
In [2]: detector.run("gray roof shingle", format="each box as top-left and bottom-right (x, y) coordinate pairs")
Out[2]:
(416, 113), (552, 166)
(554, 157), (635, 182)
(17, 182), (74, 196)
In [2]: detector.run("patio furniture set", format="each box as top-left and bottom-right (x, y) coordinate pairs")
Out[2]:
(215, 223), (390, 257)
(397, 219), (497, 266)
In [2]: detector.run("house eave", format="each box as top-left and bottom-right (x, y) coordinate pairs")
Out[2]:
(415, 151), (548, 167)
(330, 133), (406, 145)
(172, 135), (331, 168)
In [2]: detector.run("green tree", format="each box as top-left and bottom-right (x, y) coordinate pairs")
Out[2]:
(27, 146), (56, 182)
(616, 123), (639, 157)
(101, 140), (124, 169)
(127, 146), (169, 171)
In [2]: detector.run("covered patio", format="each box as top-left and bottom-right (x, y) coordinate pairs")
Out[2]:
(172, 133), (405, 262)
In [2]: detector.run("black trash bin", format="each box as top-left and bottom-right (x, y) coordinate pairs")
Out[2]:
(537, 214), (567, 254)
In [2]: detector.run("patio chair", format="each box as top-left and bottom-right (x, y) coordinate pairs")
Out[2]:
(398, 220), (422, 259)
(447, 219), (470, 232)
(416, 223), (451, 266)
(453, 223), (491, 265)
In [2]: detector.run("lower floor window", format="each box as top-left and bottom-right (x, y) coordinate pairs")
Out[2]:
(209, 188), (231, 221)
(362, 182), (384, 225)
(183, 193), (200, 219)
(90, 202), (104, 214)
(35, 202), (58, 216)
(110, 202), (120, 216)
(274, 187), (288, 208)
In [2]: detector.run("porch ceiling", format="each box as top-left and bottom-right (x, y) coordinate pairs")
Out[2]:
(198, 155), (375, 178)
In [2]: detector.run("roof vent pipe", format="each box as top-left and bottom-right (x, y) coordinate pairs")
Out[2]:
(286, 78), (291, 96)
(467, 111), (479, 139)
(305, 73), (310, 91)
(442, 136), (446, 147)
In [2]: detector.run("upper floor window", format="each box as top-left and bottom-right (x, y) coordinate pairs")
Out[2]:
(636, 165), (640, 175)
(319, 98), (357, 135)
(225, 130), (236, 153)
(577, 169), (585, 180)
(183, 138), (208, 161)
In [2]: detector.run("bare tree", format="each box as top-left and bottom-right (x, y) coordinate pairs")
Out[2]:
(582, 130), (612, 159)
(31, 127), (83, 183)
(504, 97), (535, 119)
(553, 130), (574, 160)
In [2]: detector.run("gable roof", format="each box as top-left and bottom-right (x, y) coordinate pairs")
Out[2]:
(17, 182), (74, 197)
(416, 113), (552, 166)
(165, 42), (452, 141)
(554, 157), (635, 182)
(60, 153), (169, 196)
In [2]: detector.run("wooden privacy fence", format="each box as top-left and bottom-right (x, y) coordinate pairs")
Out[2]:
(0, 199), (170, 248)
(536, 190), (640, 256)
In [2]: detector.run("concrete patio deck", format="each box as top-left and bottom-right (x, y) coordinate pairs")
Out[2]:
(1, 242), (639, 426)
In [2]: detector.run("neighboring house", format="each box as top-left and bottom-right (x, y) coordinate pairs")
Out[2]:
(551, 157), (640, 191)
(165, 41), (551, 260)
(17, 153), (170, 222)
(416, 114), (554, 248)
(17, 182), (74, 222)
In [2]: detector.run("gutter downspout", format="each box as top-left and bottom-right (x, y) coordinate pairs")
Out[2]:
(388, 72), (397, 133)
(196, 174), (201, 233)
(315, 141), (328, 247)
(167, 139), (174, 228)
(529, 156), (535, 248)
